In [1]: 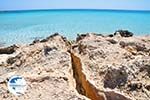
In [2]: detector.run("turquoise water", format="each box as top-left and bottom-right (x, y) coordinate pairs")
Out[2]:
(0, 9), (150, 46)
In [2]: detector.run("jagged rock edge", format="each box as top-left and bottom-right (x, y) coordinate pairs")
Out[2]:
(69, 52), (132, 100)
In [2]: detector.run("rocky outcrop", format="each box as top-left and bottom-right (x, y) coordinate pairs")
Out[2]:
(114, 30), (133, 37)
(0, 35), (88, 100)
(0, 45), (18, 54)
(0, 32), (150, 100)
(70, 52), (105, 100)
(72, 33), (150, 100)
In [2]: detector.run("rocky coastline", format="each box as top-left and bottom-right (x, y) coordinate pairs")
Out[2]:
(0, 30), (150, 100)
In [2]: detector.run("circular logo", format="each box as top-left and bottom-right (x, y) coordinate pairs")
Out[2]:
(7, 75), (27, 96)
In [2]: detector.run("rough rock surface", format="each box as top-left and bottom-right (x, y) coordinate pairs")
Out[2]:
(114, 30), (134, 37)
(0, 45), (18, 54)
(0, 33), (150, 100)
(0, 34), (88, 100)
(72, 33), (150, 100)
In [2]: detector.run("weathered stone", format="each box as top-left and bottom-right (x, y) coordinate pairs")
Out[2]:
(107, 34), (114, 37)
(76, 34), (89, 42)
(106, 39), (118, 44)
(114, 30), (133, 37)
(0, 34), (88, 100)
(72, 33), (150, 100)
(0, 45), (18, 54)
(0, 33), (150, 100)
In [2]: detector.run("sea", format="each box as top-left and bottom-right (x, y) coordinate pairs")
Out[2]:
(0, 9), (150, 46)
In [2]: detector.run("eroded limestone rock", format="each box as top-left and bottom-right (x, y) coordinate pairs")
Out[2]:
(0, 33), (150, 100)
(0, 45), (18, 54)
(114, 30), (133, 37)
(0, 34), (88, 100)
(72, 33), (150, 100)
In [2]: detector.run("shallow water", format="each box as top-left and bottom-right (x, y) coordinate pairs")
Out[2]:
(0, 9), (150, 46)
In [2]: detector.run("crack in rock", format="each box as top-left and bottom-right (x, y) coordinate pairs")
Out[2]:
(70, 52), (132, 100)
(70, 52), (105, 100)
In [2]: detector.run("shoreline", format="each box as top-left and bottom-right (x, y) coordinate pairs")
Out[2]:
(0, 31), (150, 48)
(0, 30), (150, 100)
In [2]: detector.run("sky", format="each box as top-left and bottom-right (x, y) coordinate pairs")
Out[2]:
(0, 0), (150, 11)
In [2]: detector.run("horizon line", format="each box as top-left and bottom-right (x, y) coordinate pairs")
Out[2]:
(0, 8), (150, 13)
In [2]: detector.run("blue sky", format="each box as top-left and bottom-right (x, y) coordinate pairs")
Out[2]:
(0, 0), (150, 11)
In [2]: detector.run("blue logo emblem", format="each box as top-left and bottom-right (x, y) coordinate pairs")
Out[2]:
(7, 75), (27, 96)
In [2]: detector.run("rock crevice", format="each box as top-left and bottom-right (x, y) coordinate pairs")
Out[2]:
(0, 33), (150, 100)
(70, 52), (132, 100)
(70, 52), (105, 100)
